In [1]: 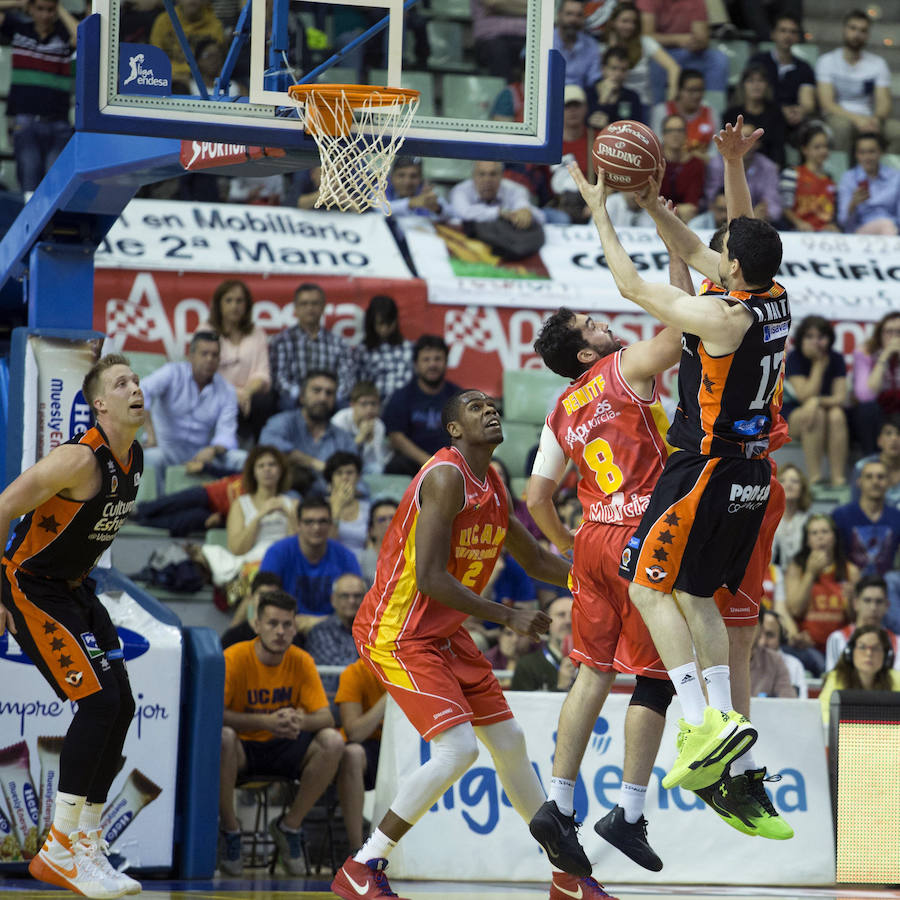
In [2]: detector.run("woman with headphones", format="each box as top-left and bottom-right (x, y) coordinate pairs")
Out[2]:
(819, 624), (900, 725)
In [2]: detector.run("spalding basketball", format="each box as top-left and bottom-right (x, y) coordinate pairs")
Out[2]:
(592, 120), (664, 192)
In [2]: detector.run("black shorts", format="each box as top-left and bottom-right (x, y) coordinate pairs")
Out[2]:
(619, 451), (772, 597)
(358, 737), (380, 791)
(1, 563), (121, 701)
(241, 734), (316, 779)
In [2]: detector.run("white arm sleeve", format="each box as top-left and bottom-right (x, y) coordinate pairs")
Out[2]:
(530, 424), (567, 482)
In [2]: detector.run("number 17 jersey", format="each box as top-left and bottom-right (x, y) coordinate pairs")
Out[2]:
(546, 349), (671, 527)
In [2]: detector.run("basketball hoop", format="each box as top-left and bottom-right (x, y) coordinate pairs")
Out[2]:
(287, 84), (420, 215)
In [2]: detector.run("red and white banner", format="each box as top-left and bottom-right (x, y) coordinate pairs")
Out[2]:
(93, 268), (875, 402)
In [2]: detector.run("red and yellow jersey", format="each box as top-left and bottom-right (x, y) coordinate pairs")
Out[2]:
(4, 426), (142, 581)
(546, 350), (670, 526)
(354, 446), (509, 648)
(791, 165), (836, 231)
(672, 280), (790, 458)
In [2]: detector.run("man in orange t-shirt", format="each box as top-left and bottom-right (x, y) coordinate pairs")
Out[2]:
(219, 589), (345, 876)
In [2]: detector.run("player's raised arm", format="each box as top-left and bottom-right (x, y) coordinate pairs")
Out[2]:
(414, 464), (550, 638)
(570, 164), (748, 348)
(714, 115), (762, 220)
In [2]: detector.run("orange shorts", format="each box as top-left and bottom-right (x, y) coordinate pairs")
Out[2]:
(356, 627), (512, 741)
(714, 475), (785, 627)
(570, 522), (667, 679)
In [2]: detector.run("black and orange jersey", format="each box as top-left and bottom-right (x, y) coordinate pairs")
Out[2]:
(4, 427), (143, 581)
(669, 280), (790, 458)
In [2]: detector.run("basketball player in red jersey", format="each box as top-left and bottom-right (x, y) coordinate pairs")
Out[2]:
(526, 251), (685, 875)
(569, 115), (789, 795)
(332, 391), (617, 900)
(0, 354), (144, 899)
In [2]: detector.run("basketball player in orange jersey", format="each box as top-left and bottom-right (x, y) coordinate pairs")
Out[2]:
(332, 390), (617, 900)
(526, 254), (684, 875)
(569, 115), (790, 795)
(0, 354), (144, 899)
(687, 226), (794, 840)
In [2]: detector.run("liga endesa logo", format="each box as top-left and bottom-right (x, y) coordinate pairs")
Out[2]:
(118, 44), (172, 95)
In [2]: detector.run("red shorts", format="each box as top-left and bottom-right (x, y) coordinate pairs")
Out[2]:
(570, 522), (667, 679)
(714, 475), (785, 627)
(357, 627), (512, 741)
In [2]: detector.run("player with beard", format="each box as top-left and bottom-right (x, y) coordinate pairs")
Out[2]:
(527, 218), (701, 874)
(332, 391), (617, 900)
(0, 354), (144, 898)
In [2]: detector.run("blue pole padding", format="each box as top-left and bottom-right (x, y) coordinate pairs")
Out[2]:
(160, 0), (209, 100)
(176, 626), (224, 878)
(270, 0), (289, 62)
(298, 0), (419, 85)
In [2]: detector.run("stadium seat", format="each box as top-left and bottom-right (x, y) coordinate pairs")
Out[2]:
(492, 420), (541, 479)
(422, 155), (473, 184)
(363, 472), (411, 502)
(126, 350), (169, 380)
(426, 20), (475, 71)
(164, 464), (213, 494)
(369, 68), (436, 116)
(502, 368), (568, 426)
(441, 73), (507, 120)
(0, 49), (10, 97)
(791, 43), (819, 67)
(826, 151), (850, 185)
(426, 0), (471, 18)
(703, 90), (726, 120)
(315, 66), (359, 85)
(716, 40), (752, 86)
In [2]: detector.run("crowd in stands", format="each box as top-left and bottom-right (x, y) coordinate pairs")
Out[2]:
(7, 0), (900, 875)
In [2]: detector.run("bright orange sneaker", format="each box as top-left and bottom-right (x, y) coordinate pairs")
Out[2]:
(332, 856), (410, 899)
(28, 825), (126, 899)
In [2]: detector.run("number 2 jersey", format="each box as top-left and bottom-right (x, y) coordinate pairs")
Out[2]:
(4, 426), (143, 582)
(544, 349), (671, 527)
(668, 281), (790, 458)
(354, 446), (509, 648)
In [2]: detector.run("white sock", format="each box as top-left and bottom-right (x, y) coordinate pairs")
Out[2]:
(79, 800), (103, 834)
(618, 782), (647, 824)
(668, 661), (706, 725)
(354, 827), (396, 863)
(548, 777), (576, 817)
(702, 665), (733, 713)
(729, 748), (758, 776)
(52, 792), (85, 837)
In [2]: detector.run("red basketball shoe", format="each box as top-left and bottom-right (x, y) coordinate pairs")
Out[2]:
(550, 871), (619, 900)
(332, 856), (410, 900)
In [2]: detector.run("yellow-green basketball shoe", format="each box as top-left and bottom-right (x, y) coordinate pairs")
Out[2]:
(662, 706), (758, 791)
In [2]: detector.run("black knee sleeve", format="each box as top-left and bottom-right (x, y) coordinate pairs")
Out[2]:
(629, 675), (675, 717)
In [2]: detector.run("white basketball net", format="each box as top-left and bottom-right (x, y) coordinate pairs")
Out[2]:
(290, 88), (419, 215)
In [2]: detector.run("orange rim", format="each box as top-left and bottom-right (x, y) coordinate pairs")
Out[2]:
(288, 83), (420, 107)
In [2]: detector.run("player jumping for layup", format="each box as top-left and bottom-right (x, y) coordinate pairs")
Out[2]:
(332, 390), (616, 900)
(569, 116), (790, 793)
(0, 355), (144, 899)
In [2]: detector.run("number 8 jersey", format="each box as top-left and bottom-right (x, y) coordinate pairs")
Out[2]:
(544, 349), (671, 527)
(668, 281), (790, 458)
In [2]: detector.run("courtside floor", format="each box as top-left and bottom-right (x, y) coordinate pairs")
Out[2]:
(2, 878), (900, 899)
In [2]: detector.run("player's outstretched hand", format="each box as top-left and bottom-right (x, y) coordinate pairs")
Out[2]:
(633, 161), (666, 211)
(569, 161), (608, 211)
(0, 600), (16, 637)
(507, 607), (552, 640)
(715, 114), (763, 161)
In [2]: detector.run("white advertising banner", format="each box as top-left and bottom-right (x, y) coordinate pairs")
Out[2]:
(375, 693), (834, 885)
(0, 589), (182, 869)
(406, 219), (900, 324)
(95, 199), (413, 278)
